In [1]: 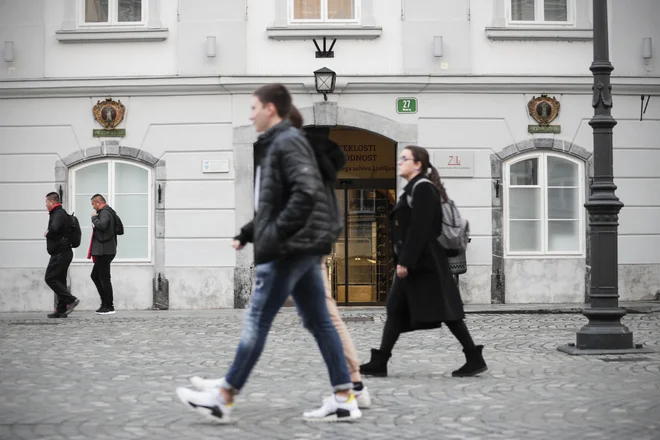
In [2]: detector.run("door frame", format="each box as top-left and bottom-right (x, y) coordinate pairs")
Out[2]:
(334, 178), (397, 306)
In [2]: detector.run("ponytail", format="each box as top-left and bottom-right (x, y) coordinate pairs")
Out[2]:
(404, 145), (449, 202)
(427, 164), (449, 203)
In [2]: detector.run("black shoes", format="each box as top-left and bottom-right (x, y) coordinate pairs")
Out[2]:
(452, 345), (488, 377)
(95, 306), (115, 315)
(47, 311), (67, 318)
(359, 349), (391, 377)
(63, 298), (80, 316)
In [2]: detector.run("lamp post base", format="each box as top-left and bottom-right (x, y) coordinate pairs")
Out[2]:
(557, 344), (654, 356)
(558, 306), (654, 354)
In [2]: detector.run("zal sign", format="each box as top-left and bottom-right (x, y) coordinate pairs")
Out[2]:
(434, 151), (474, 178)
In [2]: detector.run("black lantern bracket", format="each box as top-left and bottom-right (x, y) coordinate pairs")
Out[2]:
(640, 94), (651, 121)
(313, 37), (336, 58)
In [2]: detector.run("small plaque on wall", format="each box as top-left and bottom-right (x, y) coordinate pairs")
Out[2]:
(434, 151), (474, 178)
(202, 159), (230, 173)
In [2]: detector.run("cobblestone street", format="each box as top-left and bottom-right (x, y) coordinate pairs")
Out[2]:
(1, 309), (659, 440)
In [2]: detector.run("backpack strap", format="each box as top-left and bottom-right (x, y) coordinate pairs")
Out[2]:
(406, 178), (435, 208)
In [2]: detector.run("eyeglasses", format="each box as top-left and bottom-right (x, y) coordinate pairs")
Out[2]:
(398, 156), (414, 163)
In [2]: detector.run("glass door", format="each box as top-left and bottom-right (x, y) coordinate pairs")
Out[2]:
(330, 180), (396, 305)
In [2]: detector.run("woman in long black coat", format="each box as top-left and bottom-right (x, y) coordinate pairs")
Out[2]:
(360, 145), (487, 378)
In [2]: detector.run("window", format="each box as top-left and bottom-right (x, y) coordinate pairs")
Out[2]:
(509, 0), (572, 24)
(290, 0), (359, 23)
(82, 0), (145, 25)
(504, 153), (584, 256)
(70, 160), (152, 262)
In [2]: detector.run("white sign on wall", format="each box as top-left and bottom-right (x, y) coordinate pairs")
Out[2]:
(434, 151), (474, 178)
(202, 159), (230, 173)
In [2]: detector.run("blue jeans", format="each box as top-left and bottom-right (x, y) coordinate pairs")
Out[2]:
(223, 254), (352, 393)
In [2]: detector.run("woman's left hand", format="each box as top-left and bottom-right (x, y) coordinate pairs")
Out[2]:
(396, 264), (408, 279)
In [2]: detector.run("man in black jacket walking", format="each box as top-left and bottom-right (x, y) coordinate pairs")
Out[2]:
(44, 192), (78, 318)
(89, 194), (117, 315)
(176, 84), (360, 423)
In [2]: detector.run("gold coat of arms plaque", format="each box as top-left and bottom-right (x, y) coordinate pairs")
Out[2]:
(93, 98), (126, 137)
(527, 94), (561, 133)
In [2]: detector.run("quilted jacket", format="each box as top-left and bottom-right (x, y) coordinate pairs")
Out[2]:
(235, 120), (342, 264)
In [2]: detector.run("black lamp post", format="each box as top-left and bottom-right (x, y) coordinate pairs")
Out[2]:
(558, 0), (651, 355)
(313, 67), (336, 101)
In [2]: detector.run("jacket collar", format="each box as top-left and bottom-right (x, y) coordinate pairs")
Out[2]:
(254, 120), (292, 164)
(256, 120), (292, 146)
(402, 173), (427, 195)
(48, 204), (62, 213)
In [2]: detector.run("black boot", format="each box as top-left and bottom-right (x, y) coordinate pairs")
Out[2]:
(452, 345), (487, 377)
(359, 349), (391, 377)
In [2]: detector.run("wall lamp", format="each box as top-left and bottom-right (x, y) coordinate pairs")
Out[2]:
(4, 41), (14, 63)
(206, 36), (216, 58)
(313, 67), (336, 101)
(642, 37), (652, 59)
(433, 36), (443, 58)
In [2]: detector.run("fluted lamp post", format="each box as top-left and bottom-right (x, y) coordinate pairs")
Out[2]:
(557, 0), (652, 355)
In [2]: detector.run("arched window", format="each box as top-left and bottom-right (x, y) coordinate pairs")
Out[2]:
(70, 159), (152, 262)
(504, 152), (585, 256)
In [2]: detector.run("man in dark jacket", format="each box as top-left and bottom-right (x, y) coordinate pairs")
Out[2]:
(44, 192), (78, 318)
(89, 194), (117, 315)
(175, 84), (361, 424)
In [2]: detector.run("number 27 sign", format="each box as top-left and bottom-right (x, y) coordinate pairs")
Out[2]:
(396, 97), (418, 114)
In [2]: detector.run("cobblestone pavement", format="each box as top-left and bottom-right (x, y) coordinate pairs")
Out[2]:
(1, 309), (659, 440)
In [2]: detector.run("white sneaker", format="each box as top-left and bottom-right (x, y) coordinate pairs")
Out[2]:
(355, 386), (371, 408)
(188, 376), (223, 391)
(323, 386), (372, 409)
(175, 387), (233, 424)
(303, 393), (361, 422)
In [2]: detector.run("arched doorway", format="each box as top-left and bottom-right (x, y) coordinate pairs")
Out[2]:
(305, 126), (398, 305)
(231, 103), (418, 309)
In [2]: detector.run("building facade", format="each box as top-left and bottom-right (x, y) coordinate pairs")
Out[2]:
(1, 0), (659, 312)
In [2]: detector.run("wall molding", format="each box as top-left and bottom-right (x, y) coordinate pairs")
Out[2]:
(1, 75), (658, 99)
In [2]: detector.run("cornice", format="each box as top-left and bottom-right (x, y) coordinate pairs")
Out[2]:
(0, 75), (658, 98)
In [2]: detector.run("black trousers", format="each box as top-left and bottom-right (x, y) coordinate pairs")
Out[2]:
(379, 277), (476, 354)
(91, 255), (115, 307)
(45, 249), (74, 312)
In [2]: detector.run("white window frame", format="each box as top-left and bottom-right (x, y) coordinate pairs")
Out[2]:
(507, 0), (575, 26)
(504, 152), (585, 258)
(79, 0), (148, 27)
(69, 159), (153, 264)
(288, 0), (361, 24)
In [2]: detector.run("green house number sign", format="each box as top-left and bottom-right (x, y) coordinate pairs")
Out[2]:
(396, 97), (418, 114)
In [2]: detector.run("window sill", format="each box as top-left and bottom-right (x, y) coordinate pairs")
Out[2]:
(504, 254), (585, 259)
(266, 25), (382, 40)
(56, 28), (169, 43)
(485, 27), (592, 41)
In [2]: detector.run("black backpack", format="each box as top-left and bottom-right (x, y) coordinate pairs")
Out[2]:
(110, 207), (125, 236)
(69, 213), (82, 248)
(97, 207), (125, 242)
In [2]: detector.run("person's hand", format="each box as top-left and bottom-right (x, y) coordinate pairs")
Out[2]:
(396, 264), (408, 279)
(91, 210), (98, 217)
(232, 240), (244, 250)
(44, 230), (48, 237)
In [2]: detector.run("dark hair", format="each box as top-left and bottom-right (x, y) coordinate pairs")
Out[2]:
(404, 145), (449, 202)
(253, 83), (292, 118)
(46, 192), (60, 203)
(91, 194), (106, 203)
(288, 105), (303, 129)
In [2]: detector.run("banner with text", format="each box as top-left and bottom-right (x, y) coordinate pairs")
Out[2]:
(330, 128), (396, 179)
